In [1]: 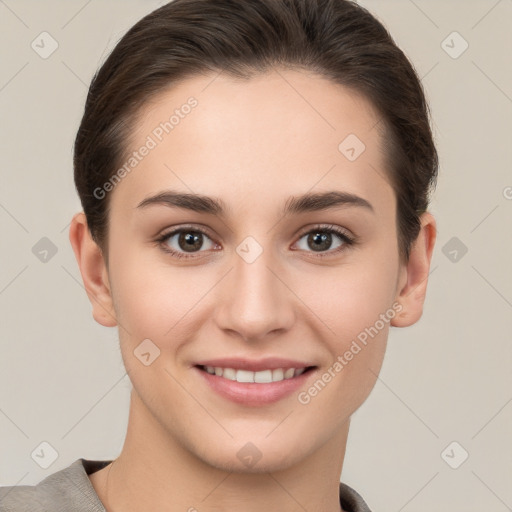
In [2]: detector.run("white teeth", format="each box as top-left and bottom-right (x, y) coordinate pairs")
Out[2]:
(284, 368), (295, 379)
(272, 368), (284, 381)
(222, 368), (237, 381)
(236, 370), (254, 383)
(254, 370), (272, 383)
(202, 366), (309, 383)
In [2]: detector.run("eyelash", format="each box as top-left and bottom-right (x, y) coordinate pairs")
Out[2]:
(155, 224), (357, 260)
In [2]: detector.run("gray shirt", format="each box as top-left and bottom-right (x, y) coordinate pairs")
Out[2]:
(0, 458), (372, 511)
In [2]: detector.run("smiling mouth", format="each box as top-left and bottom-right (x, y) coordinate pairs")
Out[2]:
(196, 365), (317, 384)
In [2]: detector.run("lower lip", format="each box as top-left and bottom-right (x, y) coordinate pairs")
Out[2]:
(194, 366), (316, 406)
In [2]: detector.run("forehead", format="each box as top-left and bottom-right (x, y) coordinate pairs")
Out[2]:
(109, 67), (394, 217)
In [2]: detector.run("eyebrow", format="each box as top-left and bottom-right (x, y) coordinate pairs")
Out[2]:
(136, 190), (374, 216)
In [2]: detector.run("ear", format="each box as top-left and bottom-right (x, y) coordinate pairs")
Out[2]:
(391, 211), (437, 327)
(68, 212), (117, 327)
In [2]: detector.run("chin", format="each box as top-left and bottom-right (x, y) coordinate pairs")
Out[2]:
(193, 436), (312, 474)
(206, 454), (302, 474)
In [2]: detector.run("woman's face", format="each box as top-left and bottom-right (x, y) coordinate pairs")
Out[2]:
(101, 68), (409, 471)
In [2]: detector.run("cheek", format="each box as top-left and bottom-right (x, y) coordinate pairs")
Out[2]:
(295, 272), (394, 419)
(293, 249), (398, 399)
(108, 247), (216, 354)
(109, 256), (199, 401)
(297, 252), (399, 341)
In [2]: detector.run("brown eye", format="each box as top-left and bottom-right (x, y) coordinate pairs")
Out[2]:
(294, 225), (355, 256)
(175, 231), (205, 252)
(157, 226), (218, 259)
(306, 232), (335, 252)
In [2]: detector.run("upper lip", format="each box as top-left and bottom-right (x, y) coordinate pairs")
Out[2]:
(194, 357), (316, 372)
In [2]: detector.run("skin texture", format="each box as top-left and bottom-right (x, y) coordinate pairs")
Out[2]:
(70, 68), (436, 512)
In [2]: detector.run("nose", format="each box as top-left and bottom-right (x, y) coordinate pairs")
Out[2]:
(214, 246), (296, 342)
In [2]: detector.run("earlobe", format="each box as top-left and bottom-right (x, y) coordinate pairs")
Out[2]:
(68, 213), (117, 327)
(391, 211), (437, 328)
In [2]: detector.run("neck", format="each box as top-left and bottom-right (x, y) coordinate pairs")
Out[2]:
(99, 389), (349, 512)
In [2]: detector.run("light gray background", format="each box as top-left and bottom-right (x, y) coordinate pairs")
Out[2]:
(0, 1), (511, 510)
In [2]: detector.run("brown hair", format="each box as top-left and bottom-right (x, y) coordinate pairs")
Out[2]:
(73, 0), (438, 263)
